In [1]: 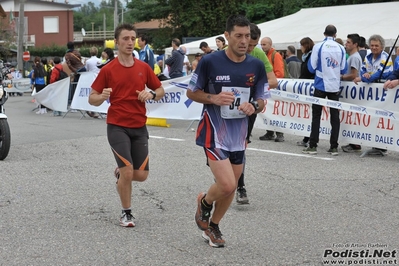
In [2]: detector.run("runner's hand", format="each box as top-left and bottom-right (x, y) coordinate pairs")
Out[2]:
(136, 90), (153, 102)
(213, 91), (235, 106)
(238, 102), (255, 116)
(102, 88), (112, 100)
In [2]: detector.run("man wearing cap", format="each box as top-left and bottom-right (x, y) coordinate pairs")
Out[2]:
(302, 25), (347, 156)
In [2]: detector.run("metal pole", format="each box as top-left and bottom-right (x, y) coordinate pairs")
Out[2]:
(17, 0), (25, 76)
(103, 13), (106, 39)
(114, 0), (118, 31)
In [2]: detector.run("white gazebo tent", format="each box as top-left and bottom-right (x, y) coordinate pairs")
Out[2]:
(165, 2), (399, 56)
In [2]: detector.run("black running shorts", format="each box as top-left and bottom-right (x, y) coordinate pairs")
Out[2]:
(204, 147), (245, 165)
(107, 124), (149, 170)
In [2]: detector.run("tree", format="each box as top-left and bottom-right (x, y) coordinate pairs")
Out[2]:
(126, 0), (299, 49)
(0, 12), (17, 61)
(73, 0), (126, 32)
(74, 0), (397, 51)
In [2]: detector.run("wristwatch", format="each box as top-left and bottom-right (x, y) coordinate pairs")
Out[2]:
(149, 91), (156, 100)
(250, 100), (259, 111)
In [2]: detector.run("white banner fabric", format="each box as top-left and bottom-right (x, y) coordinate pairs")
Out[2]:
(71, 74), (203, 119)
(145, 76), (203, 120)
(4, 78), (32, 93)
(28, 72), (399, 151)
(255, 79), (399, 152)
(32, 77), (70, 112)
(71, 72), (110, 113)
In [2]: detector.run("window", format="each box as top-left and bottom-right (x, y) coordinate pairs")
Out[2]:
(43, 17), (59, 33)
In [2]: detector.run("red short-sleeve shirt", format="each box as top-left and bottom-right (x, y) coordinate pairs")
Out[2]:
(91, 58), (161, 128)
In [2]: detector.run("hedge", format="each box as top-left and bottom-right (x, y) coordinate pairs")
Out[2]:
(27, 44), (102, 58)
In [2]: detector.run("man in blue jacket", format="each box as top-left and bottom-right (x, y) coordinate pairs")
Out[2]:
(138, 33), (155, 70)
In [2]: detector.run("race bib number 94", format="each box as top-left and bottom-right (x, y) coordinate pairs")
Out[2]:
(220, 86), (250, 119)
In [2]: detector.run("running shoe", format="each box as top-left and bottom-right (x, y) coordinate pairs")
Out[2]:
(120, 210), (135, 227)
(302, 147), (317, 154)
(327, 148), (339, 156)
(274, 134), (285, 142)
(236, 187), (249, 204)
(195, 192), (212, 231)
(259, 133), (275, 141)
(202, 226), (225, 248)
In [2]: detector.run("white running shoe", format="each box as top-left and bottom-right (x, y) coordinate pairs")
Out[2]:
(120, 210), (135, 227)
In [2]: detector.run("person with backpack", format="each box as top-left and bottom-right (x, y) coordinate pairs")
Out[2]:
(41, 58), (52, 86)
(32, 56), (48, 115)
(50, 56), (69, 116)
(50, 56), (68, 84)
(259, 36), (286, 142)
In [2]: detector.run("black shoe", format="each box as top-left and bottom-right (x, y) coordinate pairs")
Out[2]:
(259, 134), (275, 141)
(275, 134), (284, 142)
(236, 187), (249, 204)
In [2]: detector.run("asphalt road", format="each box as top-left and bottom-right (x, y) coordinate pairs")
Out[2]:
(1, 94), (398, 266)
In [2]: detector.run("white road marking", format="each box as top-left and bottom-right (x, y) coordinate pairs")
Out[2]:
(247, 147), (335, 161)
(150, 135), (335, 160)
(150, 135), (185, 141)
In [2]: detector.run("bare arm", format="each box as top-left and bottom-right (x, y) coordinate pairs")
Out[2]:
(89, 88), (111, 106)
(186, 89), (234, 105)
(254, 99), (265, 114)
(185, 61), (191, 72)
(238, 98), (265, 115)
(383, 79), (399, 90)
(136, 86), (165, 102)
(342, 67), (358, 81)
(187, 89), (260, 116)
(152, 87), (165, 101)
(191, 61), (198, 72)
(267, 72), (278, 89)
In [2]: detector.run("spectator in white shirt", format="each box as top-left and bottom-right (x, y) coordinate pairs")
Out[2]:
(85, 47), (100, 74)
(180, 46), (191, 76)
